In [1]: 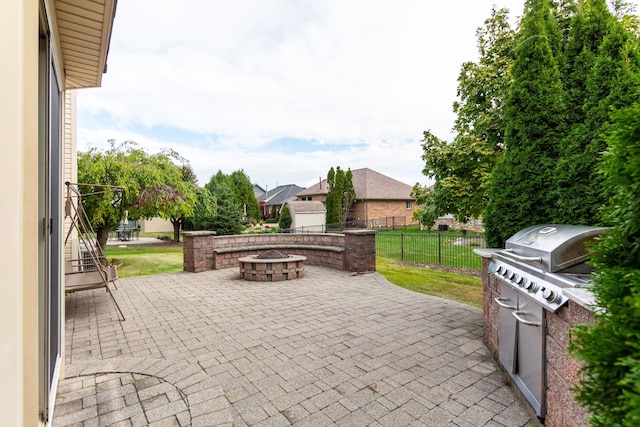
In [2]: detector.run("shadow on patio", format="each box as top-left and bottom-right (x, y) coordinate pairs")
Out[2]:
(54, 266), (539, 426)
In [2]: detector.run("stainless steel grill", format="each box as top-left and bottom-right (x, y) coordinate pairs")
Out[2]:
(489, 224), (607, 419)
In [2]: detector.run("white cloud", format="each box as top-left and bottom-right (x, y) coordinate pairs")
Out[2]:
(77, 0), (525, 189)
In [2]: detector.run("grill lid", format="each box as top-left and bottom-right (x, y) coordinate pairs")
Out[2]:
(502, 224), (607, 273)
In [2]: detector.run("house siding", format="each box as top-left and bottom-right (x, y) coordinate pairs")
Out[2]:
(1, 1), (40, 425)
(2, 1), (116, 424)
(64, 91), (77, 261)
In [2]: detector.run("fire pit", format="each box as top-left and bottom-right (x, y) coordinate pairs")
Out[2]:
(238, 249), (306, 282)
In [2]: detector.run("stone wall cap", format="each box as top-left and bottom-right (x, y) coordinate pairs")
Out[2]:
(343, 229), (378, 235)
(183, 231), (217, 236)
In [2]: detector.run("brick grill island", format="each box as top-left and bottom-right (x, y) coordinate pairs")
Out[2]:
(238, 250), (306, 282)
(474, 224), (605, 426)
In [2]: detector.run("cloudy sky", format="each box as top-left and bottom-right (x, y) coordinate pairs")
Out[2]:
(77, 0), (525, 190)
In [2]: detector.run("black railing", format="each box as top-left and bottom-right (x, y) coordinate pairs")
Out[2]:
(376, 232), (486, 270)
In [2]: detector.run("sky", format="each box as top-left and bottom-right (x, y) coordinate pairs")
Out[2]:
(77, 0), (525, 190)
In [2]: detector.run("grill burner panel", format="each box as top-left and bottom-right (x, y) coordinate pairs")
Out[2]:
(490, 256), (568, 312)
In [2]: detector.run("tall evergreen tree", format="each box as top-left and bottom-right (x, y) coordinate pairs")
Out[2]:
(554, 0), (640, 225)
(205, 170), (244, 235)
(229, 169), (260, 220)
(331, 167), (346, 225)
(342, 168), (356, 223)
(484, 0), (566, 247)
(325, 167), (336, 224)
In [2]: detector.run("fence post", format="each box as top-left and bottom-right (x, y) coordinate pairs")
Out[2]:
(438, 232), (442, 265)
(401, 233), (404, 260)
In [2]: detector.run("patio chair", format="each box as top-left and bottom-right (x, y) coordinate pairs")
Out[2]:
(63, 182), (125, 321)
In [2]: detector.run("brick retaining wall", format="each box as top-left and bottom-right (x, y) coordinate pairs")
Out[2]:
(183, 230), (377, 273)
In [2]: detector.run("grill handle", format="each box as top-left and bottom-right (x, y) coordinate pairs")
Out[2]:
(512, 310), (542, 327)
(494, 297), (516, 310)
(499, 249), (543, 264)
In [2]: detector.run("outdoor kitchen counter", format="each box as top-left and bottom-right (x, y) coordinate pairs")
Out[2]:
(563, 287), (597, 311)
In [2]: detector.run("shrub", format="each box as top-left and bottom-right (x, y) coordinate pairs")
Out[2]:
(570, 104), (640, 426)
(279, 204), (292, 230)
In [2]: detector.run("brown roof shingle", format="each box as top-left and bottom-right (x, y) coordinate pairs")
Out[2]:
(296, 168), (414, 200)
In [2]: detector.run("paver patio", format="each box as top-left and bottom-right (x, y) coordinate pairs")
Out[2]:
(54, 266), (540, 426)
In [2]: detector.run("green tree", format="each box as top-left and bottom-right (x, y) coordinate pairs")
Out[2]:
(205, 171), (244, 235)
(325, 167), (338, 224)
(163, 162), (198, 242)
(324, 166), (355, 225)
(570, 103), (640, 426)
(416, 7), (515, 223)
(332, 167), (346, 224)
(342, 168), (356, 223)
(230, 169), (260, 220)
(484, 0), (566, 248)
(189, 187), (217, 231)
(278, 203), (292, 230)
(78, 141), (192, 251)
(554, 0), (640, 225)
(411, 184), (439, 231)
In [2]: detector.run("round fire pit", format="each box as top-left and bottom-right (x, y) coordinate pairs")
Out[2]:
(238, 249), (306, 282)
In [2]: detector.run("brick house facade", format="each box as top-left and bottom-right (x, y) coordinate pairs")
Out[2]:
(296, 168), (417, 227)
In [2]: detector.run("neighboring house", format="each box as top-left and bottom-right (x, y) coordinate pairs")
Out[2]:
(431, 215), (485, 233)
(282, 201), (326, 232)
(253, 183), (266, 200)
(296, 168), (417, 227)
(2, 1), (117, 425)
(139, 217), (174, 233)
(257, 184), (305, 219)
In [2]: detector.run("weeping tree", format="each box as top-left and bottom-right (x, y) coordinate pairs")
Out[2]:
(78, 141), (195, 251)
(165, 162), (199, 242)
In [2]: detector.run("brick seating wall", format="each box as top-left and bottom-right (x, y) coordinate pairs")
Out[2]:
(183, 231), (377, 273)
(213, 233), (346, 270)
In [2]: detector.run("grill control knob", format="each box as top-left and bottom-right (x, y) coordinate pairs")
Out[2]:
(542, 288), (559, 303)
(496, 265), (503, 274)
(511, 273), (520, 283)
(502, 269), (510, 277)
(515, 275), (524, 285)
(519, 278), (528, 287)
(507, 271), (516, 280)
(525, 281), (539, 293)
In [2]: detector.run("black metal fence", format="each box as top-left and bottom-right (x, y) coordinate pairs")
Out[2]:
(283, 216), (407, 234)
(376, 232), (486, 270)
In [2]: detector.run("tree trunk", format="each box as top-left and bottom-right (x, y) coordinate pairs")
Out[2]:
(96, 227), (110, 253)
(171, 218), (182, 242)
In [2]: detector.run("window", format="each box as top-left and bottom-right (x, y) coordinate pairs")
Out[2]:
(406, 201), (411, 209)
(301, 196), (312, 201)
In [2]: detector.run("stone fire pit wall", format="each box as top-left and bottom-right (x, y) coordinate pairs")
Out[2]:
(478, 253), (594, 427)
(182, 230), (377, 273)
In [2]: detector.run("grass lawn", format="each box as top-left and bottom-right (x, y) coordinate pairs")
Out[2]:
(105, 245), (183, 278)
(376, 258), (483, 308)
